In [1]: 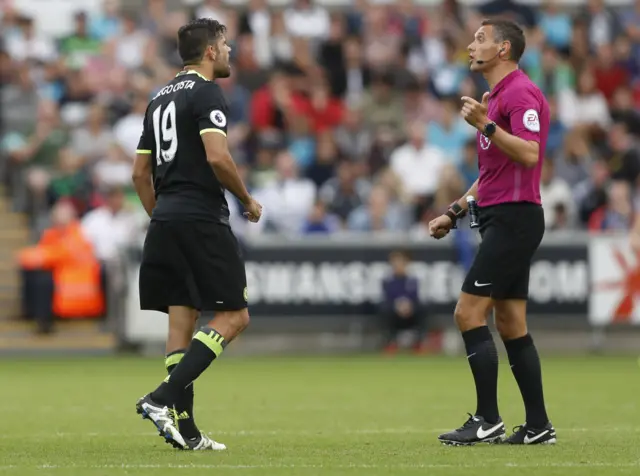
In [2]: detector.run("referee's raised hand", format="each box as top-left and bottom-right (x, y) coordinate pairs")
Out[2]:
(460, 92), (489, 130)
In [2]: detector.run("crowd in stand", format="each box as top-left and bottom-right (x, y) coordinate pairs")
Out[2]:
(2, 0), (640, 246)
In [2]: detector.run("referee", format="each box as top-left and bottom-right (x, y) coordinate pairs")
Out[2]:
(429, 19), (555, 446)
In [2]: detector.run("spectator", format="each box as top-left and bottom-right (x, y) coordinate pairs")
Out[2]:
(1, 63), (39, 137)
(429, 37), (467, 98)
(579, 0), (620, 51)
(283, 0), (330, 41)
(593, 43), (629, 102)
(341, 36), (371, 107)
(426, 98), (475, 164)
(46, 148), (92, 216)
(306, 132), (339, 187)
(253, 150), (317, 235)
(604, 122), (640, 185)
(554, 129), (595, 188)
(334, 107), (372, 162)
(390, 122), (446, 201)
(292, 79), (343, 134)
(70, 102), (113, 164)
(18, 200), (104, 334)
(319, 15), (347, 98)
(59, 11), (102, 71)
(575, 159), (611, 226)
(319, 161), (371, 225)
(93, 143), (132, 189)
(347, 185), (408, 232)
(588, 180), (634, 231)
(558, 68), (611, 131)
(540, 159), (575, 230)
(380, 250), (425, 354)
(457, 139), (479, 191)
(5, 14), (57, 63)
(359, 72), (405, 142)
(301, 199), (341, 234)
(112, 94), (147, 160)
(113, 12), (149, 71)
(81, 187), (137, 262)
(538, 0), (573, 53)
(89, 0), (123, 41)
(610, 87), (640, 137)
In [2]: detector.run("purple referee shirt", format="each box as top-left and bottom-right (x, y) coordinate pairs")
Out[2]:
(477, 69), (549, 207)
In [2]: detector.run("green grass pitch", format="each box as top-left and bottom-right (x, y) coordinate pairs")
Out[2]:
(2, 354), (640, 475)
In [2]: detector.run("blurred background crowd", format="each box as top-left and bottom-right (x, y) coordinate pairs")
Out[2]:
(2, 0), (640, 246)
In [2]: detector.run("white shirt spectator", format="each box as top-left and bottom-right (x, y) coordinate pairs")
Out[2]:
(254, 179), (317, 235)
(557, 89), (611, 129)
(114, 31), (148, 70)
(6, 31), (57, 63)
(81, 206), (137, 262)
(113, 112), (144, 160)
(541, 176), (575, 228)
(390, 143), (446, 197)
(284, 5), (330, 39)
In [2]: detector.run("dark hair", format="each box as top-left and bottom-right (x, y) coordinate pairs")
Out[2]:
(177, 18), (226, 65)
(481, 19), (526, 63)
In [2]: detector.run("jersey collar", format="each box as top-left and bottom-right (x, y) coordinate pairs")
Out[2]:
(176, 70), (210, 82)
(489, 69), (523, 98)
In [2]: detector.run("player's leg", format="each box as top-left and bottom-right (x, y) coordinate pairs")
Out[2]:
(135, 221), (192, 449)
(146, 223), (249, 450)
(165, 306), (201, 442)
(494, 297), (555, 445)
(438, 220), (506, 445)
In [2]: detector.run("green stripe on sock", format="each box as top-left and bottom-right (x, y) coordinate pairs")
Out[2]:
(165, 352), (185, 370)
(193, 330), (225, 357)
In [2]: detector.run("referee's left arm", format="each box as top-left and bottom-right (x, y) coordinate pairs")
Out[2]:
(461, 92), (540, 168)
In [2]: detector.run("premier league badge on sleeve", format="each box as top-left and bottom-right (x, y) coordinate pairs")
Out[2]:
(210, 110), (227, 128)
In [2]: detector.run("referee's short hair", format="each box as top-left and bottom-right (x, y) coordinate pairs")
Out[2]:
(177, 18), (226, 65)
(481, 18), (526, 63)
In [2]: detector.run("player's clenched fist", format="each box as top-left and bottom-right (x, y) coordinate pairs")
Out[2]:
(460, 92), (489, 130)
(243, 198), (263, 223)
(428, 214), (453, 240)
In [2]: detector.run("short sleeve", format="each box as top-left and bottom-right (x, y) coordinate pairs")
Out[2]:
(194, 83), (229, 137)
(136, 112), (153, 155)
(506, 89), (542, 143)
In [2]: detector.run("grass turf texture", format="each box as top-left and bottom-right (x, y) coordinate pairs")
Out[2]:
(2, 355), (639, 476)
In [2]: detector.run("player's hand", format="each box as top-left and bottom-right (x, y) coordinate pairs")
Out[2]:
(242, 198), (262, 223)
(460, 93), (489, 130)
(428, 214), (453, 240)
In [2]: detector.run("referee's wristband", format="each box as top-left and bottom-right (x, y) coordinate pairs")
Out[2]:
(446, 202), (466, 224)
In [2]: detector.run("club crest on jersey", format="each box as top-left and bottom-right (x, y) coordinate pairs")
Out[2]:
(523, 109), (540, 132)
(210, 110), (227, 128)
(479, 133), (491, 150)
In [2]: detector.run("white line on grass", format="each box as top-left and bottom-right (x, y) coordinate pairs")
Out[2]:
(1, 463), (639, 471)
(1, 427), (638, 439)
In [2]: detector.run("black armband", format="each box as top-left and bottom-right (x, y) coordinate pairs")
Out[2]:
(446, 202), (466, 224)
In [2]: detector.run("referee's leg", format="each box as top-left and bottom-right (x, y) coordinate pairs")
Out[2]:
(494, 284), (555, 444)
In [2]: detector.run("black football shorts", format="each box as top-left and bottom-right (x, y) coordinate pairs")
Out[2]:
(461, 202), (545, 300)
(139, 220), (247, 313)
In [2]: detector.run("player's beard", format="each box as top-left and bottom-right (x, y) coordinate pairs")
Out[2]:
(214, 60), (231, 79)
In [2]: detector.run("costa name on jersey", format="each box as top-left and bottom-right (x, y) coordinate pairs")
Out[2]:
(136, 70), (231, 225)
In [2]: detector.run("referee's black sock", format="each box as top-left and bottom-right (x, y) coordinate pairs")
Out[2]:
(165, 349), (200, 440)
(462, 326), (500, 423)
(152, 327), (226, 407)
(504, 334), (549, 429)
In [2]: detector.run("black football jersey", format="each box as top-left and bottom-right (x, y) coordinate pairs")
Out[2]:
(137, 70), (230, 224)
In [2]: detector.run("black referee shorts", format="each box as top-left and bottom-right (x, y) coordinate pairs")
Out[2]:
(461, 202), (545, 300)
(139, 220), (247, 313)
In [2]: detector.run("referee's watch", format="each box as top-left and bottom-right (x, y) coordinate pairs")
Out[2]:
(483, 121), (497, 137)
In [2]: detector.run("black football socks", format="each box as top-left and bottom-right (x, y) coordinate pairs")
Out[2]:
(165, 349), (199, 440)
(152, 327), (226, 408)
(504, 333), (549, 428)
(462, 326), (500, 423)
